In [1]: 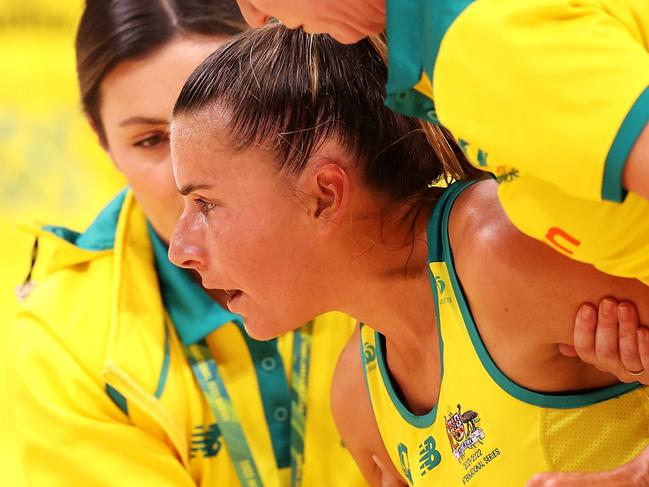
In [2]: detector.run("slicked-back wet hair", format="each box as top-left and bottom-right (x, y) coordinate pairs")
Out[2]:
(174, 24), (484, 203)
(76, 0), (246, 143)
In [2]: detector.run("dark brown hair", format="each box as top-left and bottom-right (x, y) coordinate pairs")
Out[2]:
(75, 0), (246, 142)
(174, 24), (484, 204)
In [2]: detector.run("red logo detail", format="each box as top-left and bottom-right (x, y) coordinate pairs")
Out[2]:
(545, 227), (581, 255)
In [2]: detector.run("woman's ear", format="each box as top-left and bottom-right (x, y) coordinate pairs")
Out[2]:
(85, 114), (110, 153)
(300, 161), (350, 234)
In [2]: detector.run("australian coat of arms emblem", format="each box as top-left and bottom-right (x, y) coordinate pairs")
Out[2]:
(444, 404), (485, 461)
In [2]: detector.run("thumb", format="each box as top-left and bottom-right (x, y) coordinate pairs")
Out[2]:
(372, 454), (405, 487)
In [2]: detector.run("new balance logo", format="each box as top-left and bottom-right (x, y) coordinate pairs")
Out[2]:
(191, 423), (222, 458)
(418, 436), (442, 476)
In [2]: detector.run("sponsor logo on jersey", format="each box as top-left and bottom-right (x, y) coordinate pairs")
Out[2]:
(434, 275), (453, 305)
(363, 342), (377, 373)
(494, 166), (519, 184)
(418, 436), (442, 477)
(398, 443), (414, 485)
(544, 227), (581, 255)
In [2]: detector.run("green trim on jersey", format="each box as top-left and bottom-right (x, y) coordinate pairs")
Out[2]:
(373, 330), (440, 428)
(436, 182), (642, 408)
(602, 85), (649, 202)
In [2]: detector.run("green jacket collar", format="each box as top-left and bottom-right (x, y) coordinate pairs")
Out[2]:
(148, 225), (243, 345)
(43, 189), (126, 251)
(43, 188), (241, 345)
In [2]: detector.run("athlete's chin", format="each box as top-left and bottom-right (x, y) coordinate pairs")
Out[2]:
(243, 315), (296, 341)
(243, 323), (279, 341)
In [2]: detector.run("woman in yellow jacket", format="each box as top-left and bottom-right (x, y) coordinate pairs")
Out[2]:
(7, 2), (366, 486)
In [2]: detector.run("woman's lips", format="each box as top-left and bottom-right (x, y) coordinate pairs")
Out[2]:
(226, 289), (244, 310)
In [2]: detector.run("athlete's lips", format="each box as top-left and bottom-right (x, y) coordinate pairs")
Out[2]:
(226, 289), (244, 311)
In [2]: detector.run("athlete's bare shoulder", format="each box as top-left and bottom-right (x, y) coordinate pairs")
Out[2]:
(332, 326), (406, 487)
(446, 179), (649, 391)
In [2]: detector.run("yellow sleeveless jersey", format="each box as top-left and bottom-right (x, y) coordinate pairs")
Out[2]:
(361, 181), (649, 486)
(384, 0), (649, 284)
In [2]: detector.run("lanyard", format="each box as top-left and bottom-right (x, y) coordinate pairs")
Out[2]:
(290, 321), (313, 487)
(185, 322), (313, 487)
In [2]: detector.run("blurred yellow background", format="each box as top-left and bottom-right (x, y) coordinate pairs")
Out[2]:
(0, 1), (125, 482)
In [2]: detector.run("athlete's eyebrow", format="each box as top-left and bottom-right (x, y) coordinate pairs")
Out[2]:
(119, 116), (168, 127)
(179, 183), (213, 196)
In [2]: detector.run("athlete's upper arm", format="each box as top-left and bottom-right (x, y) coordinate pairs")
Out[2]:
(7, 314), (196, 487)
(331, 326), (406, 487)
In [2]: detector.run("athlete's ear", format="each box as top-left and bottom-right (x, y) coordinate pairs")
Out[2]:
(85, 114), (110, 153)
(299, 160), (350, 234)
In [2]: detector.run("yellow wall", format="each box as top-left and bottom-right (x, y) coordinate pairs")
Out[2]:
(0, 1), (125, 482)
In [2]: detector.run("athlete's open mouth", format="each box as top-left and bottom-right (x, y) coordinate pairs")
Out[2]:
(226, 289), (243, 307)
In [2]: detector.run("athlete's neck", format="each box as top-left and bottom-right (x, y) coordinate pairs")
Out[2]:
(328, 199), (441, 412)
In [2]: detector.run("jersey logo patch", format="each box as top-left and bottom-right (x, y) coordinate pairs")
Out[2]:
(434, 275), (452, 305)
(363, 342), (377, 372)
(444, 404), (484, 461)
(418, 436), (442, 477)
(191, 423), (222, 458)
(397, 443), (414, 485)
(544, 227), (581, 255)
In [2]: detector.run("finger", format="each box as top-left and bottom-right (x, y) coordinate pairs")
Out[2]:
(573, 303), (598, 364)
(637, 327), (649, 384)
(558, 344), (578, 357)
(527, 468), (633, 487)
(527, 471), (588, 486)
(594, 298), (624, 373)
(617, 302), (643, 375)
(372, 455), (406, 487)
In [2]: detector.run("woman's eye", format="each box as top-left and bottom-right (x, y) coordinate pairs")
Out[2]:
(194, 198), (217, 212)
(133, 133), (168, 148)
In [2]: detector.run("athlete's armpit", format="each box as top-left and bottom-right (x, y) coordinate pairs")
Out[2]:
(331, 326), (406, 487)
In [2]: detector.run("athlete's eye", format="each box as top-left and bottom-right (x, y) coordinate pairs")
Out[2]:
(194, 197), (217, 213)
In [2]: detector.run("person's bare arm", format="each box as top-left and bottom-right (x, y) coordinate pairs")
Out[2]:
(449, 181), (649, 392)
(331, 326), (407, 487)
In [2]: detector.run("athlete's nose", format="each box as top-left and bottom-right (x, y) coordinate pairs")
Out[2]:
(168, 211), (206, 271)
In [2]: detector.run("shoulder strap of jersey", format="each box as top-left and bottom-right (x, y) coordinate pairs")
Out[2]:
(427, 180), (477, 263)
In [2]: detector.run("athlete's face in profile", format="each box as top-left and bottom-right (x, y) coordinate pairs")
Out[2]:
(169, 112), (330, 340)
(97, 36), (225, 242)
(236, 0), (385, 44)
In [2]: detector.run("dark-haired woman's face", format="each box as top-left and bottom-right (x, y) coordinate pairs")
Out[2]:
(236, 0), (385, 44)
(169, 112), (335, 340)
(98, 36), (225, 242)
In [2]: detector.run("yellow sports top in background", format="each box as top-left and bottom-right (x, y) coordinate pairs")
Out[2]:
(0, 1), (124, 484)
(384, 0), (649, 286)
